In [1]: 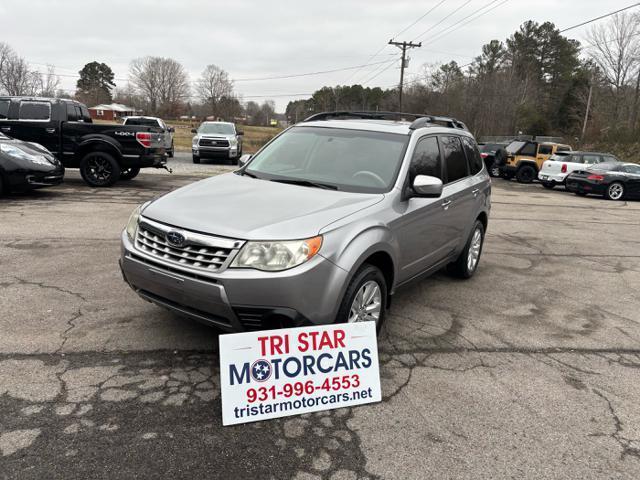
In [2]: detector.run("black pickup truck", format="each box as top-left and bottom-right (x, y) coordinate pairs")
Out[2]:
(0, 97), (167, 187)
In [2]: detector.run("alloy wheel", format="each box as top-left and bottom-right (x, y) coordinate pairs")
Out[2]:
(86, 156), (113, 184)
(348, 280), (382, 325)
(467, 228), (482, 273)
(608, 183), (624, 200)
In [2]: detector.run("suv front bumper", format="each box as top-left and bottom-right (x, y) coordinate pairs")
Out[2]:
(120, 231), (348, 331)
(192, 146), (238, 159)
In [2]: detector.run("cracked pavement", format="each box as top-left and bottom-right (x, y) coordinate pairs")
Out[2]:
(1, 168), (640, 479)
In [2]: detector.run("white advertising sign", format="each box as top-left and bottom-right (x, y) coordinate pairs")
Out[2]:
(219, 322), (382, 426)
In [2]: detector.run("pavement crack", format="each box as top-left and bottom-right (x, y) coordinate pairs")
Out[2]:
(9, 276), (87, 302)
(54, 309), (83, 355)
(592, 389), (640, 460)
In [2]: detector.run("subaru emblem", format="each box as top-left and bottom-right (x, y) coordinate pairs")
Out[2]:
(166, 231), (186, 247)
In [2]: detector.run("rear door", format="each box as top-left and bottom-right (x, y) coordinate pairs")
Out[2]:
(10, 100), (61, 155)
(439, 135), (476, 254)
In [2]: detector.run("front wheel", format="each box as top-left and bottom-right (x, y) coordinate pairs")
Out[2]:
(120, 167), (140, 181)
(79, 152), (120, 187)
(605, 182), (625, 201)
(489, 164), (500, 177)
(192, 155), (201, 164)
(516, 165), (536, 184)
(448, 220), (485, 279)
(336, 264), (387, 333)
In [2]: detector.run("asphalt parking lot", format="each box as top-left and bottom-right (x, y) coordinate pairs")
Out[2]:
(1, 163), (640, 480)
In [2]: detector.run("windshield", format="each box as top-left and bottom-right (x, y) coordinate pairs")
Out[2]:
(506, 141), (526, 154)
(199, 123), (235, 135)
(244, 126), (409, 193)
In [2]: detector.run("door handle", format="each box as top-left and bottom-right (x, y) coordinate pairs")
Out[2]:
(441, 199), (452, 210)
(472, 188), (480, 197)
(45, 128), (56, 134)
(0, 126), (10, 132)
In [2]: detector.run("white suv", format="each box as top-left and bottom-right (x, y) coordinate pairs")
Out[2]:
(538, 151), (620, 189)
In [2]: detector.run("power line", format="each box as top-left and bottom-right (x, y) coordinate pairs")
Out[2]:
(560, 2), (640, 33)
(412, 0), (473, 42)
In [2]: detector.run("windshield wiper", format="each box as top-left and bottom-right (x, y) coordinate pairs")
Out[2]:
(269, 178), (338, 190)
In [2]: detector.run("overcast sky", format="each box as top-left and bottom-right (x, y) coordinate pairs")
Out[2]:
(0, 0), (634, 111)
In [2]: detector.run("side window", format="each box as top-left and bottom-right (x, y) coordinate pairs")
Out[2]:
(583, 154), (600, 164)
(538, 145), (552, 155)
(67, 103), (78, 121)
(623, 164), (640, 174)
(80, 106), (92, 122)
(19, 101), (51, 121)
(0, 100), (10, 119)
(461, 136), (483, 175)
(520, 142), (537, 156)
(441, 136), (469, 183)
(409, 136), (442, 182)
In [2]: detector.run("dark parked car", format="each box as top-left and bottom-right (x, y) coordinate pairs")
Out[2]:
(0, 97), (166, 187)
(478, 142), (508, 177)
(566, 162), (640, 200)
(0, 132), (64, 195)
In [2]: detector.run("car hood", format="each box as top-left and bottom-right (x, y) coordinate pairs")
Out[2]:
(142, 173), (384, 240)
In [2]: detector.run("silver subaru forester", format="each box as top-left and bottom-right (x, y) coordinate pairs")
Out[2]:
(120, 112), (491, 333)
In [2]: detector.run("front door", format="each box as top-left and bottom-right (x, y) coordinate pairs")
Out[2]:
(392, 135), (452, 283)
(10, 100), (60, 155)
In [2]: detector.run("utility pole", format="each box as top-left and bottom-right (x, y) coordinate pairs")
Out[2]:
(581, 72), (594, 145)
(388, 39), (421, 112)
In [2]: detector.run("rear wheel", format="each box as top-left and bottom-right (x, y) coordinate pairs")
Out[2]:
(79, 152), (120, 187)
(448, 220), (485, 279)
(516, 165), (536, 184)
(542, 181), (555, 189)
(120, 167), (140, 181)
(605, 182), (625, 201)
(336, 264), (387, 333)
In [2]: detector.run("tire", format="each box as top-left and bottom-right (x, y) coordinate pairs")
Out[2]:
(192, 155), (201, 164)
(605, 182), (625, 201)
(489, 163), (500, 177)
(120, 167), (141, 181)
(448, 220), (485, 279)
(542, 181), (555, 189)
(516, 165), (536, 184)
(335, 264), (387, 333)
(167, 148), (174, 158)
(79, 151), (121, 187)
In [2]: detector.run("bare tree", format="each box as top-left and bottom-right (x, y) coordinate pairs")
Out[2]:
(587, 13), (640, 122)
(0, 43), (40, 96)
(196, 64), (234, 118)
(39, 65), (60, 97)
(129, 56), (190, 115)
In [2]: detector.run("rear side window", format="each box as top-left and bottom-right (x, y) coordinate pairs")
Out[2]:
(520, 143), (537, 156)
(441, 136), (468, 183)
(409, 136), (442, 181)
(67, 103), (79, 121)
(461, 136), (483, 175)
(0, 100), (10, 119)
(19, 101), (51, 121)
(538, 145), (552, 155)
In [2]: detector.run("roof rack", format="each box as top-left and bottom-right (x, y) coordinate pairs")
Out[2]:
(302, 111), (468, 131)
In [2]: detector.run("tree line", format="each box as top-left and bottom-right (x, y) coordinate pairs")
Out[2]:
(0, 45), (276, 126)
(286, 14), (640, 147)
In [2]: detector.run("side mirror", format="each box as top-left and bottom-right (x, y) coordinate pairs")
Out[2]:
(236, 129), (244, 136)
(238, 154), (252, 168)
(191, 128), (197, 134)
(168, 127), (175, 133)
(412, 175), (443, 198)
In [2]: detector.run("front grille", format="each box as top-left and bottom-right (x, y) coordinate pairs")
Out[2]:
(199, 138), (230, 147)
(135, 219), (242, 273)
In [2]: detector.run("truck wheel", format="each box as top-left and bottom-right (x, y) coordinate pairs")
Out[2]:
(448, 220), (485, 279)
(80, 152), (121, 187)
(168, 143), (174, 158)
(516, 165), (536, 184)
(120, 167), (141, 181)
(192, 155), (201, 164)
(335, 264), (387, 333)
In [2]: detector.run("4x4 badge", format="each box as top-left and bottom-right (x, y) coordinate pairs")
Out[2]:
(166, 231), (186, 247)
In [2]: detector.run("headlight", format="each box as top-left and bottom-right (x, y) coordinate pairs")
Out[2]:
(230, 236), (322, 271)
(192, 136), (199, 146)
(229, 138), (238, 146)
(0, 143), (53, 165)
(126, 205), (142, 241)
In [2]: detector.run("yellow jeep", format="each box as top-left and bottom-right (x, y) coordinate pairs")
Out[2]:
(498, 140), (572, 183)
